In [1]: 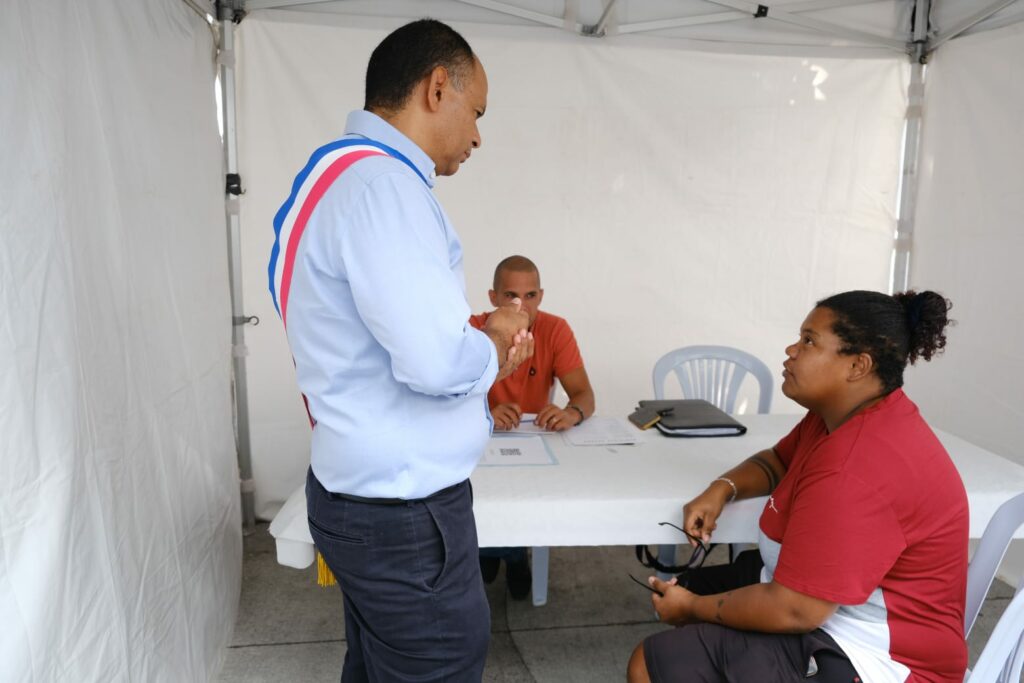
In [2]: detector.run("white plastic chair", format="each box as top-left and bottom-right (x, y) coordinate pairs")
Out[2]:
(650, 345), (774, 575)
(968, 585), (1024, 682)
(652, 345), (774, 413)
(966, 492), (1024, 638)
(963, 492), (1024, 681)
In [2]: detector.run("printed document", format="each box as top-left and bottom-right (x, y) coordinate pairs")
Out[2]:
(478, 435), (556, 466)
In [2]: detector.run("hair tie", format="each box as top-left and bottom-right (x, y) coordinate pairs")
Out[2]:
(906, 293), (925, 331)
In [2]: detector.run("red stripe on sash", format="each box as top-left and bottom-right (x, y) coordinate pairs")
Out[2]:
(279, 149), (386, 325)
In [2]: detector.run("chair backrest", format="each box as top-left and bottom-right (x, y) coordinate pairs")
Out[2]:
(652, 345), (773, 414)
(549, 381), (564, 406)
(966, 492), (1024, 637)
(968, 583), (1024, 682)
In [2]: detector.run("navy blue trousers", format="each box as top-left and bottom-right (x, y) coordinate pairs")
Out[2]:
(307, 470), (490, 682)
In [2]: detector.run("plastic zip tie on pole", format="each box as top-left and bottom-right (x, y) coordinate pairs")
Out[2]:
(216, 48), (235, 68)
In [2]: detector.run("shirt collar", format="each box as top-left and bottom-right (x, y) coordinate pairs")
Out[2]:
(344, 110), (437, 188)
(868, 387), (905, 413)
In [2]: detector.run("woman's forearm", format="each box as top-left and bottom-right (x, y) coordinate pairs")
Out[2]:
(715, 448), (786, 500)
(689, 581), (836, 634)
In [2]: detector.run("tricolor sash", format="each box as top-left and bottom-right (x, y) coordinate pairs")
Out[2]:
(268, 137), (427, 325)
(267, 137), (428, 588)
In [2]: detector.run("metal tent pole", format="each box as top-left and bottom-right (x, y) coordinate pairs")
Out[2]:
(892, 0), (931, 293)
(218, 5), (257, 533)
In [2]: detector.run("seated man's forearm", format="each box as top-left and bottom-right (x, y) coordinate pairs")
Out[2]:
(566, 387), (595, 418)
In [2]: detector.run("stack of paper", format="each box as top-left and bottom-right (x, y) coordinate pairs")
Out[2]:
(562, 417), (640, 446)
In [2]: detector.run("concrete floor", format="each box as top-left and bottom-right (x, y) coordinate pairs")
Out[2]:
(218, 523), (1016, 682)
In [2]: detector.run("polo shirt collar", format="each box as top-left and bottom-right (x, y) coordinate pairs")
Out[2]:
(344, 110), (437, 188)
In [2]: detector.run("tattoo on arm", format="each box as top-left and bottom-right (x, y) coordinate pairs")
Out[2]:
(713, 591), (732, 624)
(748, 454), (779, 492)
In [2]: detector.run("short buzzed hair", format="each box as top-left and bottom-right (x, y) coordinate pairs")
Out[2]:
(364, 19), (475, 115)
(492, 255), (540, 291)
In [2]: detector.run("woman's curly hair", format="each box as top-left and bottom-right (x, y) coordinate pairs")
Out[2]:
(816, 290), (953, 393)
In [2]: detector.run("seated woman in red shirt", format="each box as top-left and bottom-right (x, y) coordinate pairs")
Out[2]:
(628, 289), (965, 683)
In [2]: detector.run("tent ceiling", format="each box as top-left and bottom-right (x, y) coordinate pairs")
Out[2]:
(226, 0), (1024, 55)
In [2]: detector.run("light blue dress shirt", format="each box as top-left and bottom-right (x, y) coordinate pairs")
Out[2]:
(283, 110), (498, 499)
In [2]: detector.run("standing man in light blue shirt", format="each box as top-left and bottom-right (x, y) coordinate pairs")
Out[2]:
(268, 19), (532, 683)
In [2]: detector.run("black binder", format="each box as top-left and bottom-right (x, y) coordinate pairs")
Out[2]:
(628, 399), (747, 437)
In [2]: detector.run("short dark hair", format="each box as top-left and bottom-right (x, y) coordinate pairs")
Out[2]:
(493, 255), (539, 291)
(364, 19), (475, 115)
(816, 290), (953, 393)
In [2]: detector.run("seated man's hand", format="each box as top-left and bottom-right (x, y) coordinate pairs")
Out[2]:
(536, 404), (581, 431)
(491, 403), (522, 431)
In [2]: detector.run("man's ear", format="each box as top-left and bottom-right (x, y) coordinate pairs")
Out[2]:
(426, 66), (448, 113)
(488, 289), (499, 307)
(848, 353), (875, 382)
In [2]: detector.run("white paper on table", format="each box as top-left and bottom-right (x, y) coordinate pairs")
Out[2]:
(478, 435), (557, 466)
(562, 416), (641, 446)
(489, 413), (552, 436)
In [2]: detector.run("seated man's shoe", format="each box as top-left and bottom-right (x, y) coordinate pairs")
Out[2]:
(479, 555), (500, 584)
(506, 558), (532, 600)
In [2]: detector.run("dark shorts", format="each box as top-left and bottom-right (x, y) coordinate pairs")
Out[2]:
(306, 469), (490, 683)
(644, 550), (860, 683)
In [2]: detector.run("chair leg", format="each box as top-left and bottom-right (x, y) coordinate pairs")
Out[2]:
(531, 546), (549, 606)
(1007, 630), (1024, 683)
(656, 544), (675, 581)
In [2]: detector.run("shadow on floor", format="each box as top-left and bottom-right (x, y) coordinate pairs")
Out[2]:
(218, 524), (1013, 682)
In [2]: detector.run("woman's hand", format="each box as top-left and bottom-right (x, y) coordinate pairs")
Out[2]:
(682, 483), (732, 545)
(649, 576), (699, 625)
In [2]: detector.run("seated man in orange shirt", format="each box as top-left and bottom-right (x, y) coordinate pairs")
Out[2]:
(469, 255), (595, 598)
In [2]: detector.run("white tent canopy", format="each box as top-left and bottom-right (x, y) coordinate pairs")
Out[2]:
(3, 0), (1023, 679)
(234, 0), (1024, 52)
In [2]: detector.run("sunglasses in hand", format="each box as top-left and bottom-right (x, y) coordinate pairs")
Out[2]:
(628, 572), (665, 596)
(634, 521), (710, 574)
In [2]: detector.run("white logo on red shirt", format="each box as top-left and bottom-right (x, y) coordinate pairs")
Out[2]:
(768, 496), (780, 514)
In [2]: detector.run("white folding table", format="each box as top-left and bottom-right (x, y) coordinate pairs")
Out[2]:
(271, 414), (1024, 605)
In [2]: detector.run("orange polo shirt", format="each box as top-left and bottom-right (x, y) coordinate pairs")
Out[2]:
(468, 310), (584, 413)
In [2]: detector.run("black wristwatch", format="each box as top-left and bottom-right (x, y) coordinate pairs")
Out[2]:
(567, 404), (586, 424)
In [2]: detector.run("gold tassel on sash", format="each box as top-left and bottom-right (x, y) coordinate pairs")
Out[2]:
(316, 551), (337, 587)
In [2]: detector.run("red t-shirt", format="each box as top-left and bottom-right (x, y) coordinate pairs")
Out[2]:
(468, 310), (584, 413)
(761, 389), (968, 682)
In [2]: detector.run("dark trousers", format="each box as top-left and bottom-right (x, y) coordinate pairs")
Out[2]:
(306, 470), (490, 683)
(644, 550), (861, 683)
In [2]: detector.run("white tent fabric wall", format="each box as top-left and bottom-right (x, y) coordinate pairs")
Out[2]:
(236, 10), (908, 519)
(905, 21), (1024, 584)
(1, 2), (240, 681)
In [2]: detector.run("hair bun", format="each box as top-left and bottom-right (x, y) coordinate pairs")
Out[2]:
(905, 293), (926, 331)
(894, 290), (953, 364)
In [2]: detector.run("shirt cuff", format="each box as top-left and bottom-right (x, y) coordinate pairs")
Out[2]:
(463, 327), (499, 397)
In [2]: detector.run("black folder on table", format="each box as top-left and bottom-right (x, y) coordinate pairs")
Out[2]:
(629, 399), (747, 437)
